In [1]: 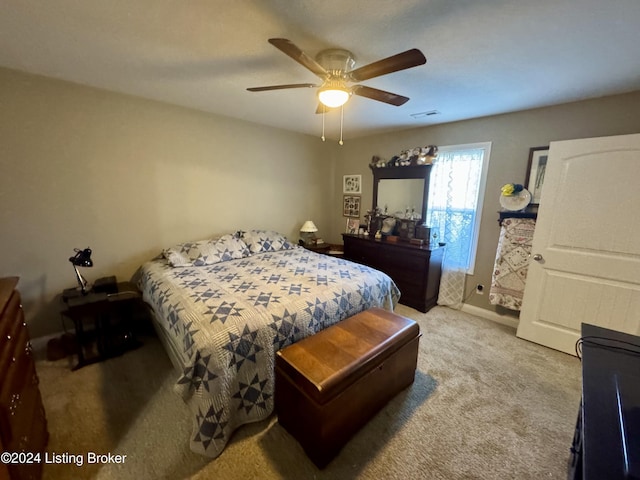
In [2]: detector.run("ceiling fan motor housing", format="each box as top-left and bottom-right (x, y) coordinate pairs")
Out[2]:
(315, 49), (355, 77)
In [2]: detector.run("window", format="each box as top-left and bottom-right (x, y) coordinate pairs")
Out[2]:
(426, 142), (491, 274)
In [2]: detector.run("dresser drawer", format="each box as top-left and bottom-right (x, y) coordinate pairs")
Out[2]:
(1, 362), (41, 447)
(0, 277), (48, 480)
(382, 256), (428, 280)
(0, 291), (26, 365)
(342, 235), (444, 313)
(1, 325), (36, 397)
(1, 385), (47, 480)
(4, 395), (46, 480)
(384, 249), (428, 270)
(0, 301), (32, 392)
(343, 239), (378, 265)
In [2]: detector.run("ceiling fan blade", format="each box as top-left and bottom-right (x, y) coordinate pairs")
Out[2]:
(268, 38), (328, 78)
(352, 85), (409, 106)
(247, 83), (317, 92)
(349, 49), (426, 82)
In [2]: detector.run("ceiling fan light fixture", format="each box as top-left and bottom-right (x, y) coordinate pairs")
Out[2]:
(318, 85), (350, 108)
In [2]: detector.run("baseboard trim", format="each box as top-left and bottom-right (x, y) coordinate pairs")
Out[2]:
(461, 303), (519, 329)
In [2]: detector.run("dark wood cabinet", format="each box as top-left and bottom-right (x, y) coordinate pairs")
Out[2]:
(302, 243), (331, 254)
(0, 277), (48, 480)
(342, 234), (444, 313)
(569, 324), (640, 480)
(61, 281), (143, 370)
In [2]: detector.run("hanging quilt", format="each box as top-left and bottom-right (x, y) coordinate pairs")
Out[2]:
(489, 218), (536, 311)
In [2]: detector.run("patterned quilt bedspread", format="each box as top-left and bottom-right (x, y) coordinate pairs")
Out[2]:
(489, 218), (536, 311)
(138, 246), (400, 458)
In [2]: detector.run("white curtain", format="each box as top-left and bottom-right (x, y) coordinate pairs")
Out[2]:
(426, 148), (485, 308)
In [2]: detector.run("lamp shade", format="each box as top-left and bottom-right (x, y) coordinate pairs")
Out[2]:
(300, 221), (318, 233)
(318, 88), (350, 108)
(69, 248), (93, 267)
(69, 247), (93, 295)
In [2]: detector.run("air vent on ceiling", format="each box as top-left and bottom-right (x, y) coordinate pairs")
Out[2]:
(410, 110), (440, 119)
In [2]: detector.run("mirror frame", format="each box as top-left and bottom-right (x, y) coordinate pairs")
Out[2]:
(370, 165), (433, 222)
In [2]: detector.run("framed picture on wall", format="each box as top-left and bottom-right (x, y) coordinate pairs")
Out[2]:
(343, 195), (361, 217)
(525, 146), (549, 205)
(343, 174), (362, 194)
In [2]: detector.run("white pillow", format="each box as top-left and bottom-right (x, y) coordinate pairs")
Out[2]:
(163, 234), (249, 267)
(194, 234), (250, 265)
(239, 230), (295, 254)
(163, 239), (208, 267)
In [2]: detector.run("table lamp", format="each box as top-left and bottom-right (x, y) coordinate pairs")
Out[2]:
(300, 221), (318, 246)
(69, 247), (93, 294)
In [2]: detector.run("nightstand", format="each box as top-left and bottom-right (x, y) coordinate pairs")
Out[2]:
(303, 243), (331, 254)
(303, 243), (344, 258)
(61, 281), (142, 370)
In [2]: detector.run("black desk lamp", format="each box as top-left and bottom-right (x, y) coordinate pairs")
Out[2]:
(69, 247), (93, 295)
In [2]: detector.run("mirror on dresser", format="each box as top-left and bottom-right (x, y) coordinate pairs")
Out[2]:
(377, 178), (425, 218)
(369, 164), (433, 235)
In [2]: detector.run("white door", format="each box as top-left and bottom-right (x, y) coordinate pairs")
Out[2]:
(517, 133), (640, 355)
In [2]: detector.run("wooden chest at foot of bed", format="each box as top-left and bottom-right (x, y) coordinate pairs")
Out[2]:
(275, 307), (421, 468)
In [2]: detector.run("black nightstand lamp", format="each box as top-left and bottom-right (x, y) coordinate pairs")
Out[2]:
(69, 247), (93, 295)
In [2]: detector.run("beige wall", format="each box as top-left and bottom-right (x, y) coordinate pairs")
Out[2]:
(329, 92), (640, 314)
(0, 67), (335, 337)
(3, 64), (640, 337)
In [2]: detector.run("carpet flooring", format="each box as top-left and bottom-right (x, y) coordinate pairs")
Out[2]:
(35, 305), (582, 480)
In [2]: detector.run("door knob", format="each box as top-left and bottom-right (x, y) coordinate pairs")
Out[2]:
(532, 254), (543, 262)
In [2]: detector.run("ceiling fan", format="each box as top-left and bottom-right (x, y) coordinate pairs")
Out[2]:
(247, 38), (427, 112)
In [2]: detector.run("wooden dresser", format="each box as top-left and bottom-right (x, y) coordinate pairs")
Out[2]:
(0, 277), (48, 480)
(342, 234), (444, 313)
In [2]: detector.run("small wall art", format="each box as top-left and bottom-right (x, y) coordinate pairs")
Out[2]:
(343, 174), (362, 194)
(343, 195), (361, 218)
(525, 146), (549, 205)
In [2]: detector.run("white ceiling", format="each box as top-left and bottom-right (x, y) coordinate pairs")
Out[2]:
(2, 0), (640, 140)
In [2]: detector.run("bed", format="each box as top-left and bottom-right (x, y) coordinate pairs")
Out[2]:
(137, 230), (400, 458)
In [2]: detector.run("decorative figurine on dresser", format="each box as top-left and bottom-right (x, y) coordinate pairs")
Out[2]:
(0, 277), (49, 480)
(343, 160), (444, 313)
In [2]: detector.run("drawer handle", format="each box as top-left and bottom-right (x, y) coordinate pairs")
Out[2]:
(6, 334), (10, 340)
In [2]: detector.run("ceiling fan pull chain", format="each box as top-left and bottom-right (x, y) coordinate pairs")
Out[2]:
(339, 105), (344, 145)
(321, 104), (326, 142)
